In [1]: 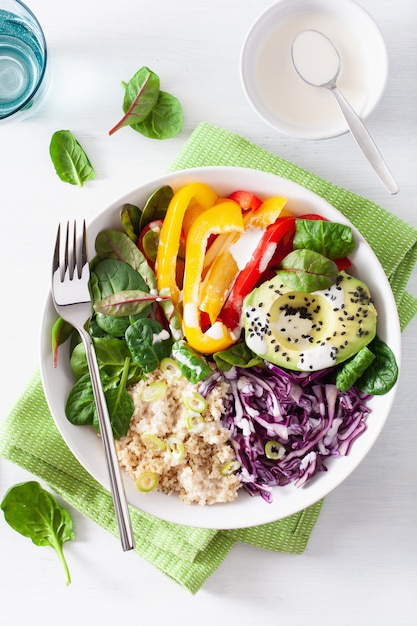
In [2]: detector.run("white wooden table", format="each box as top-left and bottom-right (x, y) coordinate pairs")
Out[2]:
(1, 1), (416, 624)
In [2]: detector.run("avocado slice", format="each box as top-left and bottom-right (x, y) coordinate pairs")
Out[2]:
(243, 271), (377, 372)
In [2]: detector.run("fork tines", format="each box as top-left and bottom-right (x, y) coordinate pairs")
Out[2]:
(53, 220), (88, 281)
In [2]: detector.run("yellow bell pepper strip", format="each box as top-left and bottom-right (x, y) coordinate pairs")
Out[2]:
(199, 249), (239, 324)
(203, 195), (288, 271)
(156, 182), (218, 306)
(182, 200), (244, 353)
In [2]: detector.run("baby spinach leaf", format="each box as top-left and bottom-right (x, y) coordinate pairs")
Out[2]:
(109, 67), (184, 140)
(98, 358), (134, 439)
(49, 130), (96, 186)
(335, 346), (376, 392)
(92, 258), (151, 334)
(95, 229), (157, 291)
(276, 249), (338, 292)
(52, 317), (74, 368)
(213, 341), (263, 372)
(93, 258), (149, 297)
(140, 185), (174, 231)
(121, 203), (142, 242)
(131, 91), (184, 140)
(294, 219), (355, 259)
(125, 319), (172, 373)
(70, 337), (142, 384)
(94, 289), (168, 317)
(108, 67), (160, 135)
(1, 481), (74, 585)
(171, 340), (212, 383)
(65, 373), (97, 425)
(356, 335), (399, 395)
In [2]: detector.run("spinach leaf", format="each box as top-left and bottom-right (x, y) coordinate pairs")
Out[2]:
(49, 130), (96, 186)
(1, 481), (74, 585)
(65, 373), (97, 426)
(335, 346), (376, 392)
(171, 340), (212, 383)
(52, 317), (74, 368)
(139, 185), (174, 231)
(131, 91), (184, 140)
(94, 289), (168, 317)
(97, 358), (134, 439)
(108, 67), (160, 135)
(95, 229), (157, 291)
(356, 336), (399, 395)
(294, 219), (355, 259)
(92, 258), (151, 335)
(70, 337), (142, 384)
(93, 258), (149, 297)
(109, 67), (184, 140)
(276, 249), (338, 292)
(125, 319), (173, 373)
(213, 341), (263, 372)
(121, 203), (142, 242)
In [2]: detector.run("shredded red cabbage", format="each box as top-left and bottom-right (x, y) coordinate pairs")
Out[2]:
(199, 363), (372, 502)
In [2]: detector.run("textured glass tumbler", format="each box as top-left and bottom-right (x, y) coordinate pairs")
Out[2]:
(0, 0), (47, 122)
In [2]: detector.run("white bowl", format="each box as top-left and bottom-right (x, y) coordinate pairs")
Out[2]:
(240, 0), (388, 139)
(40, 166), (401, 529)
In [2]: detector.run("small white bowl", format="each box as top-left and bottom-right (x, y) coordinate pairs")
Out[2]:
(240, 0), (388, 139)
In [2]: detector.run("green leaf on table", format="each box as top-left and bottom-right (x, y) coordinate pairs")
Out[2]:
(1, 481), (74, 585)
(131, 91), (184, 140)
(49, 130), (96, 186)
(108, 66), (184, 139)
(108, 66), (160, 135)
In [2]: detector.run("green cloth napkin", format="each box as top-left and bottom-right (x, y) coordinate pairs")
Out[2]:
(1, 123), (416, 594)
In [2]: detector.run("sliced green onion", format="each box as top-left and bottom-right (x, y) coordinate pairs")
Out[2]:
(160, 357), (182, 379)
(136, 471), (158, 493)
(140, 380), (167, 402)
(141, 433), (166, 451)
(166, 436), (185, 461)
(182, 391), (207, 413)
(221, 460), (241, 476)
(264, 440), (285, 460)
(184, 410), (204, 433)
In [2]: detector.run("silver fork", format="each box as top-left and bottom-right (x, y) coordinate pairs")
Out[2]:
(52, 220), (135, 551)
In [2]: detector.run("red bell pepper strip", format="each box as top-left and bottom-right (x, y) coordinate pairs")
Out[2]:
(228, 190), (263, 212)
(220, 216), (297, 332)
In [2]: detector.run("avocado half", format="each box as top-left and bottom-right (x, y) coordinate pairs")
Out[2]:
(243, 271), (377, 372)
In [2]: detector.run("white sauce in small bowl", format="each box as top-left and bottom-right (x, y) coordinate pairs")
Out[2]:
(240, 0), (388, 139)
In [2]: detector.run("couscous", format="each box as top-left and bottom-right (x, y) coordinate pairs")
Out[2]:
(115, 364), (241, 505)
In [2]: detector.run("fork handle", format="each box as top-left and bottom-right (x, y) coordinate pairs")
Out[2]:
(80, 330), (135, 551)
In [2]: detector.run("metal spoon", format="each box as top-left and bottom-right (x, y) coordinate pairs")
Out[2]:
(291, 30), (399, 195)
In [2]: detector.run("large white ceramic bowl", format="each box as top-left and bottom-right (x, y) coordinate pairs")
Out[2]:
(40, 166), (401, 529)
(240, 0), (388, 139)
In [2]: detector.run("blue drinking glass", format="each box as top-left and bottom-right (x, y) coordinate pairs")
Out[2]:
(0, 0), (48, 122)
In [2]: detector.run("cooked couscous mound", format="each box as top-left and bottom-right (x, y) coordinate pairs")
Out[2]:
(115, 365), (241, 505)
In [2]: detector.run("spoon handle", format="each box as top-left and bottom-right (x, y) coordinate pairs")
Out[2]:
(331, 86), (399, 195)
